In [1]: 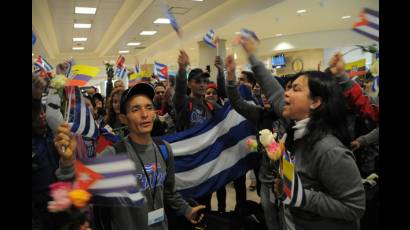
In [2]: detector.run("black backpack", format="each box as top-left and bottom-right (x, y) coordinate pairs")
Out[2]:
(175, 98), (218, 132)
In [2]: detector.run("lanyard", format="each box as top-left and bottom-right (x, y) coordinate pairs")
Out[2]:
(129, 138), (158, 208)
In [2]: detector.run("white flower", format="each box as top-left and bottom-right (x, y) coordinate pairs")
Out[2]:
(50, 74), (68, 90)
(370, 59), (379, 76)
(259, 129), (274, 147)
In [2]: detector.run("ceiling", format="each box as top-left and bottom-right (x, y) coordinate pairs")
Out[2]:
(32, 0), (379, 83)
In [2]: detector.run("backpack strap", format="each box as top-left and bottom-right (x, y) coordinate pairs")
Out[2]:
(206, 101), (214, 112)
(152, 137), (168, 161)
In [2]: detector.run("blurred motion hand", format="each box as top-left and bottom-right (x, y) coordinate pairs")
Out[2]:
(178, 50), (190, 71)
(54, 122), (76, 165)
(328, 52), (345, 75)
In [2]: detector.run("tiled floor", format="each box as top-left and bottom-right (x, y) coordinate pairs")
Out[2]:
(210, 171), (261, 211)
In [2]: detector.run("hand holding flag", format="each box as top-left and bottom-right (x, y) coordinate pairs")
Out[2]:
(54, 122), (77, 165)
(178, 50), (190, 70)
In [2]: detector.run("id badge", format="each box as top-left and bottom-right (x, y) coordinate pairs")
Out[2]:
(148, 208), (164, 226)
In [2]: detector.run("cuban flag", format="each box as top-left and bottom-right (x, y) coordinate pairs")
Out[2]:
(160, 102), (259, 199)
(203, 29), (217, 48)
(133, 64), (140, 74)
(75, 155), (144, 206)
(67, 86), (99, 140)
(372, 75), (379, 93)
(33, 55), (53, 77)
(280, 149), (305, 207)
(160, 0), (181, 37)
(154, 61), (168, 80)
(96, 128), (121, 154)
(32, 31), (36, 46)
(353, 7), (379, 42)
(115, 55), (127, 79)
(240, 28), (259, 41)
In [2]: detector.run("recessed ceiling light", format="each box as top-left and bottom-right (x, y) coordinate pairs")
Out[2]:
(32, 53), (34, 56)
(73, 37), (88, 42)
(74, 23), (92, 29)
(127, 42), (141, 46)
(140, 31), (157, 36)
(235, 32), (241, 34)
(297, 9), (307, 14)
(75, 7), (97, 15)
(234, 53), (237, 60)
(341, 15), (351, 19)
(153, 18), (170, 24)
(192, 0), (204, 2)
(275, 33), (283, 36)
(119, 50), (130, 54)
(72, 47), (85, 50)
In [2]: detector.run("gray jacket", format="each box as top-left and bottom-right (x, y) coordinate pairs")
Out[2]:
(56, 137), (191, 230)
(247, 55), (366, 230)
(357, 127), (379, 147)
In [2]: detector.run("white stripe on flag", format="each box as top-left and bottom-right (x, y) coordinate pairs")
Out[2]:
(366, 14), (379, 25)
(175, 136), (255, 190)
(170, 109), (247, 156)
(79, 93), (87, 134)
(356, 25), (379, 38)
(294, 173), (304, 207)
(90, 175), (136, 190)
(87, 160), (136, 174)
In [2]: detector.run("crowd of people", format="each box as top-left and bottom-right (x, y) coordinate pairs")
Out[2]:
(32, 35), (379, 230)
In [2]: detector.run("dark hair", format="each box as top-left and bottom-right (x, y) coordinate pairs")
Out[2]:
(154, 82), (166, 91)
(83, 94), (95, 107)
(294, 71), (351, 148)
(104, 88), (124, 126)
(241, 71), (256, 87)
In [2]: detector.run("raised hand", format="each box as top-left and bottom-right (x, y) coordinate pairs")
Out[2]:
(178, 50), (190, 71)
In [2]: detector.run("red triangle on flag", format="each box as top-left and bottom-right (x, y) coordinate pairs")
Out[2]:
(353, 10), (369, 28)
(96, 135), (113, 154)
(160, 66), (168, 78)
(74, 160), (104, 190)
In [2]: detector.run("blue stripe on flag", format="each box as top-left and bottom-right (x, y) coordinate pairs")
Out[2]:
(364, 7), (379, 17)
(352, 28), (379, 42)
(173, 120), (256, 173)
(161, 103), (236, 142)
(160, 102), (259, 198)
(203, 29), (216, 48)
(178, 153), (259, 198)
(71, 87), (82, 132)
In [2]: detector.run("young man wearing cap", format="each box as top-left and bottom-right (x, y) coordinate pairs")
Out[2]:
(53, 82), (205, 230)
(172, 50), (222, 132)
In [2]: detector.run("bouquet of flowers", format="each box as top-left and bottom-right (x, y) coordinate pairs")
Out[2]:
(247, 128), (286, 178)
(47, 181), (92, 229)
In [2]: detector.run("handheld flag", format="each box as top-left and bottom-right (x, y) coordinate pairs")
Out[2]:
(75, 155), (144, 206)
(67, 86), (99, 139)
(352, 8), (379, 42)
(203, 29), (218, 48)
(115, 55), (127, 79)
(279, 149), (305, 207)
(154, 61), (168, 80)
(160, 0), (182, 37)
(160, 102), (259, 198)
(68, 65), (100, 86)
(33, 55), (53, 77)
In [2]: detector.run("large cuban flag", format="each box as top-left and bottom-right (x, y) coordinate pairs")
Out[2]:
(161, 102), (259, 199)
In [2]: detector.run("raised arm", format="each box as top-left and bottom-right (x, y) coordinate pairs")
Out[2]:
(172, 50), (190, 112)
(224, 55), (263, 125)
(239, 37), (285, 118)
